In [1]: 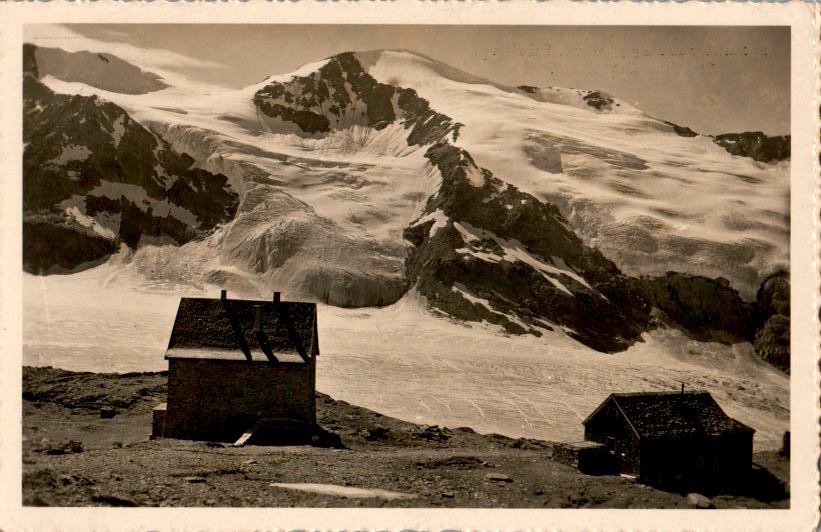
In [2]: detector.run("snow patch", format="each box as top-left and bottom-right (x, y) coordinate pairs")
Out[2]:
(48, 144), (91, 165)
(110, 114), (126, 146)
(464, 164), (485, 187)
(270, 483), (416, 500)
(413, 209), (449, 238)
(64, 206), (117, 239)
(88, 180), (199, 227)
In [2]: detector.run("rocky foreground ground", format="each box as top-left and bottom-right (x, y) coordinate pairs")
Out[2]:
(22, 366), (789, 508)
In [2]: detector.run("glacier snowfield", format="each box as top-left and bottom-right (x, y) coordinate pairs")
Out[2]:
(22, 268), (788, 451)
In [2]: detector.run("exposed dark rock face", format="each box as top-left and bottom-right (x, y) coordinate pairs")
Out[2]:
(23, 217), (118, 274)
(253, 52), (393, 134)
(642, 271), (790, 373)
(757, 272), (790, 318)
(404, 173), (655, 352)
(23, 44), (239, 274)
(253, 52), (463, 142)
(582, 91), (614, 112)
(643, 273), (756, 343)
(712, 132), (790, 163)
(661, 120), (699, 138)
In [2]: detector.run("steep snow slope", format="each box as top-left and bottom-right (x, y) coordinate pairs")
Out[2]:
(39, 66), (441, 306)
(32, 45), (168, 94)
(365, 50), (789, 300)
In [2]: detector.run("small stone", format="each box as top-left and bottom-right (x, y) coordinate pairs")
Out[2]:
(485, 472), (513, 483)
(44, 439), (84, 455)
(184, 476), (206, 483)
(242, 459), (257, 465)
(91, 494), (137, 507)
(365, 425), (390, 441)
(687, 492), (714, 509)
(441, 491), (455, 498)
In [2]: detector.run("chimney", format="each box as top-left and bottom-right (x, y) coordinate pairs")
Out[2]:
(273, 292), (281, 305)
(681, 382), (685, 396)
(220, 289), (227, 300)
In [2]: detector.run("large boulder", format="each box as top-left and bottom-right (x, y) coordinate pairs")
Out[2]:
(643, 273), (755, 343)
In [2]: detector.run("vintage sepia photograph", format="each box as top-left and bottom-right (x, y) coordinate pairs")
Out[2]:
(3, 4), (817, 528)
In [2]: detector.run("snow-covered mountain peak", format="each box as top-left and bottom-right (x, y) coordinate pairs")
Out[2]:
(356, 49), (497, 86)
(23, 44), (790, 363)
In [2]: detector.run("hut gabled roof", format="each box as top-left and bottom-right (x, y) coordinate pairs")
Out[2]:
(583, 391), (754, 439)
(165, 294), (317, 363)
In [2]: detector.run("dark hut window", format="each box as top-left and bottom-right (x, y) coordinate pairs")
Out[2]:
(606, 406), (617, 418)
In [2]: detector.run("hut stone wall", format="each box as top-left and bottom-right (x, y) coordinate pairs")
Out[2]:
(639, 431), (753, 488)
(584, 398), (641, 475)
(163, 358), (316, 442)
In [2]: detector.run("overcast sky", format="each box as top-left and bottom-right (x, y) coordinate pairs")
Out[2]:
(47, 24), (789, 136)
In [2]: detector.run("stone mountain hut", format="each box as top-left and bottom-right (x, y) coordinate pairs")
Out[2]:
(152, 290), (319, 444)
(581, 390), (755, 488)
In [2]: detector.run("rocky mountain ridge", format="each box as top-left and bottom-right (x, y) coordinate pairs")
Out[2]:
(23, 44), (238, 273)
(663, 118), (789, 163)
(248, 52), (789, 359)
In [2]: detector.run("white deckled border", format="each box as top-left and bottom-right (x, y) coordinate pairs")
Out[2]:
(0, 2), (817, 531)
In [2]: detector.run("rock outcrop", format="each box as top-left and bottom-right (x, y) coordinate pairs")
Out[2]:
(712, 131), (790, 163)
(23, 44), (238, 273)
(643, 273), (755, 344)
(753, 272), (790, 373)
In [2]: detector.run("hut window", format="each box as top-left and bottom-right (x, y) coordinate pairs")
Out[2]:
(606, 406), (617, 418)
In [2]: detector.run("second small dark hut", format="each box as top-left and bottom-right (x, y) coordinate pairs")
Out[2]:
(583, 391), (755, 488)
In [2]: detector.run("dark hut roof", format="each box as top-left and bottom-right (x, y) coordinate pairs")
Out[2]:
(165, 296), (317, 363)
(583, 391), (754, 438)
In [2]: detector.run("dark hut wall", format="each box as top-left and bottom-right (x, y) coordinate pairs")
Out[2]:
(164, 358), (316, 442)
(583, 398), (640, 475)
(640, 431), (753, 488)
